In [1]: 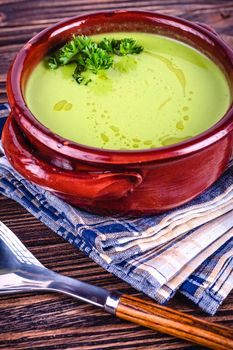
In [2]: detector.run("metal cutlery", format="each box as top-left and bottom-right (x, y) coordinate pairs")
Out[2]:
(0, 221), (232, 350)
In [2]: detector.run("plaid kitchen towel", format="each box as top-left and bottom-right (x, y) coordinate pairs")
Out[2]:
(0, 103), (232, 315)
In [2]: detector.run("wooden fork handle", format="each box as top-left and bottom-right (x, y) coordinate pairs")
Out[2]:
(116, 295), (233, 350)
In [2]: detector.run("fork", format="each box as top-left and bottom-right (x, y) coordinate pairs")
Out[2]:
(0, 220), (232, 350)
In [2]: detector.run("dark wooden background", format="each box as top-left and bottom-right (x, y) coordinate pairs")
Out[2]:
(0, 1), (233, 349)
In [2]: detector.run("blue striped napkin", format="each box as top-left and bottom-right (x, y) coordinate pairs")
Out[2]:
(0, 103), (232, 315)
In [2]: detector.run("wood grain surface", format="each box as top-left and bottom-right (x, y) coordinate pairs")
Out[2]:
(0, 1), (233, 349)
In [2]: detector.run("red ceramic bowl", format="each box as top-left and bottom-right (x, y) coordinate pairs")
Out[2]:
(2, 10), (233, 216)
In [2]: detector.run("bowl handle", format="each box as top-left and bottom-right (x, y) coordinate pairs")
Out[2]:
(2, 114), (142, 201)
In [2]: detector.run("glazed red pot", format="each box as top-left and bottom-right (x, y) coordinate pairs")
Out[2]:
(2, 11), (233, 216)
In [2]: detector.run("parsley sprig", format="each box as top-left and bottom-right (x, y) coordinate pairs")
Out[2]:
(48, 35), (143, 84)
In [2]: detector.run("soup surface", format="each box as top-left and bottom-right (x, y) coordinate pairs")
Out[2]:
(25, 32), (230, 150)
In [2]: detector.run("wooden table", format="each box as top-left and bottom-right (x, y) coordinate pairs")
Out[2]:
(0, 1), (233, 349)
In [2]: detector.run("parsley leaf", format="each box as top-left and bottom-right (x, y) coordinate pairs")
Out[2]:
(85, 46), (113, 74)
(98, 38), (143, 56)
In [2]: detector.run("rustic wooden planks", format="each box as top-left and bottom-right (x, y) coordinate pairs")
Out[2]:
(0, 1), (233, 349)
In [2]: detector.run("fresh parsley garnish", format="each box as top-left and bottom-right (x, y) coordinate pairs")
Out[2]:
(48, 35), (143, 85)
(98, 37), (143, 56)
(85, 46), (114, 74)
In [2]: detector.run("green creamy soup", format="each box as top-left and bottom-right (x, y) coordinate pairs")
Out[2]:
(25, 32), (231, 150)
